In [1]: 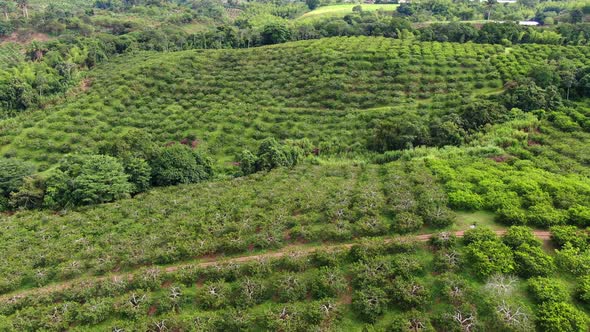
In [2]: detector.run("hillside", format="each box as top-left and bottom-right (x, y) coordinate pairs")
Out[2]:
(1, 37), (589, 170)
(1, 1), (590, 328)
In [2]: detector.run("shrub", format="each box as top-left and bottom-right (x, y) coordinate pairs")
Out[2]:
(514, 244), (554, 278)
(575, 275), (590, 304)
(528, 277), (569, 303)
(393, 212), (424, 234)
(463, 227), (497, 245)
(0, 158), (35, 197)
(503, 226), (541, 249)
(448, 190), (483, 210)
(150, 144), (212, 186)
(465, 240), (514, 279)
(44, 155), (132, 208)
(537, 302), (587, 332)
(352, 287), (388, 323)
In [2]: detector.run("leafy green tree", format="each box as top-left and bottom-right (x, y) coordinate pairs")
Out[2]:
(238, 149), (257, 176)
(390, 278), (429, 309)
(261, 23), (291, 45)
(528, 277), (569, 303)
(310, 267), (346, 299)
(370, 114), (430, 152)
(448, 190), (483, 210)
(9, 175), (45, 210)
(0, 158), (35, 197)
(537, 302), (587, 332)
(465, 240), (514, 279)
(555, 243), (590, 276)
(459, 100), (507, 130)
(150, 144), (212, 186)
(255, 137), (299, 172)
(44, 155), (132, 208)
(0, 0), (15, 21)
(550, 226), (588, 249)
(123, 157), (151, 194)
(514, 244), (554, 278)
(305, 0), (319, 10)
(575, 275), (590, 304)
(393, 212), (424, 234)
(463, 227), (497, 245)
(503, 226), (541, 249)
(388, 310), (435, 332)
(352, 287), (388, 323)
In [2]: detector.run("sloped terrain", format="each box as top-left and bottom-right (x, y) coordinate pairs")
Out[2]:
(2, 37), (588, 169)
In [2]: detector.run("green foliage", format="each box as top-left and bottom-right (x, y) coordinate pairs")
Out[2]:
(0, 158), (34, 198)
(528, 277), (569, 303)
(352, 286), (388, 323)
(575, 275), (590, 304)
(555, 243), (590, 276)
(537, 301), (588, 332)
(262, 22), (291, 45)
(460, 100), (508, 131)
(465, 240), (514, 279)
(503, 226), (541, 249)
(463, 227), (497, 245)
(513, 243), (554, 278)
(44, 154), (132, 208)
(150, 144), (212, 186)
(550, 226), (589, 249)
(369, 113), (430, 152)
(239, 138), (302, 175)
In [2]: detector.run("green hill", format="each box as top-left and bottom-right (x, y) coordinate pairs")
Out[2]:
(1, 37), (589, 170)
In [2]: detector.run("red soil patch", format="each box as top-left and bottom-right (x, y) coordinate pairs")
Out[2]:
(0, 31), (51, 45)
(147, 305), (157, 316)
(80, 79), (92, 92)
(489, 155), (510, 163)
(528, 140), (541, 146)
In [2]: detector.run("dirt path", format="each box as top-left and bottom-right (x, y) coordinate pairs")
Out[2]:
(0, 229), (552, 302)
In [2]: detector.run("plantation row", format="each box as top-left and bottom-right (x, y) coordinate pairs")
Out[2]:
(0, 162), (452, 295)
(0, 43), (22, 70)
(1, 37), (589, 169)
(2, 227), (590, 331)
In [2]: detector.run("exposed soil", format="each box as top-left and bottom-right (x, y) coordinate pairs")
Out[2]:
(0, 31), (51, 45)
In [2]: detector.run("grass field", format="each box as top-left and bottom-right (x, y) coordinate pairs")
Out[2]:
(297, 4), (399, 21)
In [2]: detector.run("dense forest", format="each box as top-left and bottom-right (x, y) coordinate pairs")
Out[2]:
(0, 0), (589, 330)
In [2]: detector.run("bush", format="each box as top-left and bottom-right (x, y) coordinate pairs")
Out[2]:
(448, 190), (483, 210)
(352, 287), (388, 323)
(537, 302), (587, 332)
(122, 157), (151, 194)
(0, 158), (35, 197)
(238, 149), (257, 176)
(150, 144), (213, 186)
(463, 227), (497, 245)
(550, 226), (588, 249)
(503, 226), (541, 249)
(514, 244), (554, 278)
(392, 212), (424, 234)
(465, 240), (514, 279)
(528, 277), (569, 303)
(44, 155), (132, 208)
(575, 275), (590, 304)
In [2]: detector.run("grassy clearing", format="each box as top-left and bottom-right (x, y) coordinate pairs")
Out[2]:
(453, 211), (501, 231)
(297, 4), (399, 21)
